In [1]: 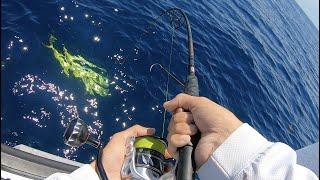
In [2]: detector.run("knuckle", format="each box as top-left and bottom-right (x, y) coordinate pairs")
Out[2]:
(112, 132), (122, 139)
(176, 93), (186, 102)
(184, 113), (191, 121)
(199, 96), (208, 102)
(181, 134), (190, 140)
(173, 113), (182, 122)
(174, 112), (189, 122)
(132, 124), (142, 129)
(178, 135), (186, 142)
(194, 96), (207, 105)
(169, 135), (175, 144)
(176, 93), (185, 98)
(175, 123), (184, 131)
(180, 112), (187, 119)
(173, 114), (178, 122)
(174, 124), (180, 132)
(175, 123), (187, 133)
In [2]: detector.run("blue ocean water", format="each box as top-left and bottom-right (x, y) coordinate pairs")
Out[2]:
(1, 0), (319, 163)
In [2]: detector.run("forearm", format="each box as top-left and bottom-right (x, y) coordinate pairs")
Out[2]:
(197, 123), (318, 180)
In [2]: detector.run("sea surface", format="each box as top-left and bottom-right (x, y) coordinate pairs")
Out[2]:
(1, 0), (319, 163)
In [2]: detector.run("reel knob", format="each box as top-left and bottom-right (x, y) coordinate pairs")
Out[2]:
(63, 118), (100, 149)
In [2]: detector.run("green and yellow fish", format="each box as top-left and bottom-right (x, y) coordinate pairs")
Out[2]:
(45, 35), (109, 96)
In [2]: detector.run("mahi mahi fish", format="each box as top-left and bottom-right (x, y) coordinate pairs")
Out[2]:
(45, 35), (109, 96)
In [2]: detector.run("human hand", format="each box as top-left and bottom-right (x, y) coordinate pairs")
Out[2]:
(90, 125), (155, 180)
(164, 93), (243, 169)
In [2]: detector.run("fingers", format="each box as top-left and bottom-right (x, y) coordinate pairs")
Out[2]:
(173, 112), (193, 123)
(164, 149), (173, 159)
(166, 133), (191, 158)
(167, 134), (191, 147)
(167, 143), (177, 159)
(168, 112), (195, 135)
(174, 108), (183, 113)
(125, 125), (155, 138)
(163, 93), (196, 112)
(172, 123), (198, 135)
(166, 108), (198, 159)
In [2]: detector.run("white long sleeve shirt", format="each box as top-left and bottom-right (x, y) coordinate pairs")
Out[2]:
(197, 123), (318, 179)
(46, 123), (318, 180)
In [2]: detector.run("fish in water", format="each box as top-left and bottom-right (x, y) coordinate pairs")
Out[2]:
(45, 35), (109, 96)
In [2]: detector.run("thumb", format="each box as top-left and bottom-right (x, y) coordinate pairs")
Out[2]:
(126, 125), (156, 137)
(163, 93), (196, 112)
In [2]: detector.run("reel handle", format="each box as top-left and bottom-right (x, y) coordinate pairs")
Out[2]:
(63, 118), (101, 149)
(87, 136), (101, 149)
(177, 74), (200, 180)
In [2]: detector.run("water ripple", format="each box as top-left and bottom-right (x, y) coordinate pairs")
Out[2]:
(1, 0), (318, 162)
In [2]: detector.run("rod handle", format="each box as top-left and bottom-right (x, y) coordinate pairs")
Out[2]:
(177, 145), (194, 180)
(176, 74), (199, 180)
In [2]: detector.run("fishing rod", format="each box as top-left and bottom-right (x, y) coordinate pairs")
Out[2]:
(62, 7), (199, 180)
(165, 8), (199, 180)
(150, 7), (200, 179)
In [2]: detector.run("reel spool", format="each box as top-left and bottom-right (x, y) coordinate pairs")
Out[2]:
(121, 136), (175, 180)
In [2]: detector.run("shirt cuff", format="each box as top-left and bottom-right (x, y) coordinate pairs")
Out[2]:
(197, 123), (272, 179)
(69, 164), (100, 180)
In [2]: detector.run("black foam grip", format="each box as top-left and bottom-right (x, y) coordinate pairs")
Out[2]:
(185, 74), (201, 170)
(176, 74), (200, 180)
(184, 74), (199, 96)
(177, 145), (194, 180)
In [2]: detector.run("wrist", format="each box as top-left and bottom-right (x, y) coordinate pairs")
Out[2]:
(211, 118), (243, 151)
(196, 116), (243, 169)
(101, 162), (120, 180)
(90, 160), (119, 180)
(90, 160), (97, 171)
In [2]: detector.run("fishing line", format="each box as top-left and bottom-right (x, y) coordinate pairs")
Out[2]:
(132, 8), (189, 138)
(149, 63), (185, 87)
(63, 8), (198, 180)
(161, 24), (176, 138)
(134, 8), (185, 59)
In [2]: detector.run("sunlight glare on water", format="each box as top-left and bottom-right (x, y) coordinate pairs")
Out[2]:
(1, 0), (318, 163)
